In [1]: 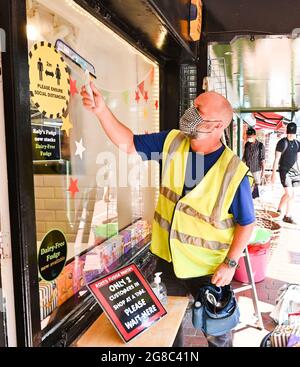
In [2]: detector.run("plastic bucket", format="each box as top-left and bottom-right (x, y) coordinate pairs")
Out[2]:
(234, 242), (270, 283)
(248, 227), (272, 246)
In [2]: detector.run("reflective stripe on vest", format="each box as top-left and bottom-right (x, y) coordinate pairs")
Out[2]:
(160, 186), (181, 204)
(159, 154), (240, 231)
(175, 202), (235, 230)
(170, 229), (230, 250)
(162, 132), (186, 180)
(210, 155), (241, 225)
(154, 211), (171, 232)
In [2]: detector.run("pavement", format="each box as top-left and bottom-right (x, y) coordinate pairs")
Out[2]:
(182, 181), (300, 347)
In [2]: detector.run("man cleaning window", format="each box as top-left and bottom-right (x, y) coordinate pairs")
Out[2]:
(81, 84), (255, 347)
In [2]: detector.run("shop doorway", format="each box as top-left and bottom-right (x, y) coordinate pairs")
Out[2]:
(0, 55), (17, 347)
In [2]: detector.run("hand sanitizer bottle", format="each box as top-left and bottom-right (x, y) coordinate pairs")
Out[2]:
(151, 272), (167, 306)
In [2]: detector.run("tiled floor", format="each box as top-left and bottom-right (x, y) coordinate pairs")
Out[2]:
(182, 182), (300, 347)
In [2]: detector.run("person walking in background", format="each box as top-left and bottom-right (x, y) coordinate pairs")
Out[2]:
(271, 122), (300, 224)
(243, 127), (265, 198)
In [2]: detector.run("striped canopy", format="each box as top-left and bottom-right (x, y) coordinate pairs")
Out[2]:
(253, 112), (287, 132)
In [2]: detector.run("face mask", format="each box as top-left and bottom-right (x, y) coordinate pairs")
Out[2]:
(179, 106), (204, 138)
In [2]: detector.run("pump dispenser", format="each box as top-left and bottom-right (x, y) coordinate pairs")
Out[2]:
(151, 272), (167, 306)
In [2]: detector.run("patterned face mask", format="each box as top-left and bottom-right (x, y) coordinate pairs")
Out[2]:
(179, 106), (204, 137)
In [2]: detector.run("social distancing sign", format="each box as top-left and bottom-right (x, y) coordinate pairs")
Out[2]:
(29, 41), (70, 119)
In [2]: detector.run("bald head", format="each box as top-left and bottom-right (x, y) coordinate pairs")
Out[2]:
(194, 91), (233, 128)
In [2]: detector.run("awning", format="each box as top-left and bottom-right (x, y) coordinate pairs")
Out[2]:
(253, 112), (287, 132)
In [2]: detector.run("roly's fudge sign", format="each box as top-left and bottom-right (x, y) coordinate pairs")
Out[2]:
(88, 263), (167, 343)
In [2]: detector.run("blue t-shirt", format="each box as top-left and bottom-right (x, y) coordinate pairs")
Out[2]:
(134, 130), (255, 226)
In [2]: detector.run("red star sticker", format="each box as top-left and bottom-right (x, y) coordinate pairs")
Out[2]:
(144, 91), (149, 102)
(70, 78), (79, 97)
(135, 90), (140, 103)
(68, 178), (79, 198)
(155, 100), (159, 110)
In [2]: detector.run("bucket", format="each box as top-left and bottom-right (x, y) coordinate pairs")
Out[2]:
(234, 227), (271, 283)
(234, 248), (269, 283)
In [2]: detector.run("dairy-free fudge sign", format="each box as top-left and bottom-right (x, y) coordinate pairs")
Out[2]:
(88, 263), (167, 343)
(38, 229), (67, 281)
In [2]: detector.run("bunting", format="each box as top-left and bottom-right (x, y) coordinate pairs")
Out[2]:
(138, 80), (145, 97)
(100, 89), (110, 103)
(144, 91), (149, 103)
(143, 107), (148, 120)
(135, 90), (140, 103)
(122, 91), (129, 105)
(149, 66), (155, 85)
(93, 66), (156, 104)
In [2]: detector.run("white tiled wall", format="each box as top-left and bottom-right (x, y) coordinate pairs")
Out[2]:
(34, 174), (96, 243)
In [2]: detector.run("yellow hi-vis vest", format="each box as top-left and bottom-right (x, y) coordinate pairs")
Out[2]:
(150, 129), (253, 278)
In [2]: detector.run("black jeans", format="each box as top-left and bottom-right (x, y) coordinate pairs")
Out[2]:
(154, 257), (233, 347)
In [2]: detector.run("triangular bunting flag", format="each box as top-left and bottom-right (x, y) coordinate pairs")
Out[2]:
(149, 66), (155, 85)
(144, 91), (149, 103)
(138, 81), (144, 97)
(122, 91), (129, 105)
(135, 90), (140, 103)
(143, 107), (148, 119)
(100, 90), (110, 103)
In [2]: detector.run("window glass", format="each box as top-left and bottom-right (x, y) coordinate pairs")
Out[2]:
(26, 0), (159, 333)
(0, 54), (17, 347)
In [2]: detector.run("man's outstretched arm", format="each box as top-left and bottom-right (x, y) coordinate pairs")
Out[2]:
(81, 82), (136, 154)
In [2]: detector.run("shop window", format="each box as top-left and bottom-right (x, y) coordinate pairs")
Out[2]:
(26, 0), (159, 339)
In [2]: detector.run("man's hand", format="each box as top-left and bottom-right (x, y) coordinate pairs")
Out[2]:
(211, 263), (236, 287)
(81, 82), (106, 116)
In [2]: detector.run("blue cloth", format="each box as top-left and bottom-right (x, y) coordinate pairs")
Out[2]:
(134, 130), (255, 226)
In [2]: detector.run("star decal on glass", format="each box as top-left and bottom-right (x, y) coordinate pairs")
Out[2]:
(70, 78), (79, 97)
(61, 114), (73, 137)
(68, 178), (79, 198)
(75, 138), (86, 160)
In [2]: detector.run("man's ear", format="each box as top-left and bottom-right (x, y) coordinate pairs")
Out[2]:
(194, 95), (201, 109)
